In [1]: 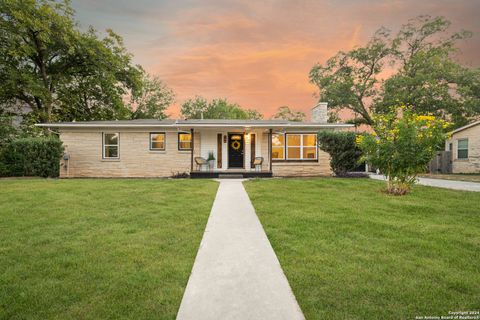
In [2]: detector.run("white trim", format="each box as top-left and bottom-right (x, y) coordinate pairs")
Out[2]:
(102, 132), (120, 159)
(451, 120), (480, 135)
(286, 133), (317, 160)
(36, 122), (353, 129)
(457, 138), (469, 159)
(272, 133), (285, 160)
(273, 133), (317, 160)
(149, 132), (166, 151)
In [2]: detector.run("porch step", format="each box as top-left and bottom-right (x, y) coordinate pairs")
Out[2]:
(218, 174), (244, 179)
(190, 171), (273, 179)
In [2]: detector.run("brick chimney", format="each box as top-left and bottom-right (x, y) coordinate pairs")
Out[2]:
(311, 102), (328, 122)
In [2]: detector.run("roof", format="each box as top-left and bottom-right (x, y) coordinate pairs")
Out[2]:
(35, 118), (353, 129)
(451, 120), (480, 135)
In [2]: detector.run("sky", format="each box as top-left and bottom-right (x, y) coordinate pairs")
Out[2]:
(71, 0), (480, 119)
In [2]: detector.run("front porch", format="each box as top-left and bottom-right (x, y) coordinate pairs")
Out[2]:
(189, 128), (273, 177)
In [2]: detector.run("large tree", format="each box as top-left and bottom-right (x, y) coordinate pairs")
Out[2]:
(130, 74), (175, 120)
(181, 96), (263, 119)
(309, 16), (480, 128)
(272, 106), (306, 122)
(0, 0), (173, 132)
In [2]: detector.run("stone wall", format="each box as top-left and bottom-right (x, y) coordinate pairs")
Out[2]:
(447, 124), (480, 173)
(272, 150), (332, 176)
(60, 129), (199, 177)
(59, 128), (333, 177)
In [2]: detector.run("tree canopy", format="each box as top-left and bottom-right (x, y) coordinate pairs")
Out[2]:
(272, 106), (306, 122)
(0, 0), (173, 133)
(180, 96), (263, 119)
(309, 16), (480, 128)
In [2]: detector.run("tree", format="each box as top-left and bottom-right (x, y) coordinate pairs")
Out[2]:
(0, 112), (17, 149)
(357, 106), (449, 195)
(0, 0), (173, 132)
(130, 74), (175, 120)
(318, 131), (362, 176)
(181, 97), (263, 119)
(309, 28), (391, 126)
(272, 106), (306, 122)
(309, 16), (479, 128)
(180, 96), (208, 119)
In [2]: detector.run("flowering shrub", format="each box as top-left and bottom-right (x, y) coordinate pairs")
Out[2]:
(357, 107), (450, 195)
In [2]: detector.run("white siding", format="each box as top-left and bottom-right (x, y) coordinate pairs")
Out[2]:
(198, 129), (266, 171)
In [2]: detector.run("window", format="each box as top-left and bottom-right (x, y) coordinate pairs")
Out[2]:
(103, 133), (119, 159)
(178, 132), (192, 150)
(272, 133), (317, 160)
(272, 134), (285, 160)
(458, 139), (468, 159)
(302, 134), (317, 159)
(150, 132), (165, 151)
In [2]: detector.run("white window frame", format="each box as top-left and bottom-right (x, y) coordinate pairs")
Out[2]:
(272, 133), (285, 160)
(102, 132), (119, 159)
(457, 138), (468, 159)
(150, 132), (166, 151)
(272, 133), (318, 161)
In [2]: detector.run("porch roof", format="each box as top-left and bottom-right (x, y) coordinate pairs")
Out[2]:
(36, 118), (353, 129)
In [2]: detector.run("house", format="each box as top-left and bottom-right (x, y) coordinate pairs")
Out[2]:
(36, 103), (353, 178)
(445, 120), (480, 173)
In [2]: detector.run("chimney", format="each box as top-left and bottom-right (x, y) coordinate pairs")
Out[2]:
(311, 102), (328, 122)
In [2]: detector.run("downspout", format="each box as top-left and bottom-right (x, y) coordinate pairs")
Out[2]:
(190, 128), (194, 173)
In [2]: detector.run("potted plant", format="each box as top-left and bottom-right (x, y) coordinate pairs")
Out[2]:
(207, 151), (216, 170)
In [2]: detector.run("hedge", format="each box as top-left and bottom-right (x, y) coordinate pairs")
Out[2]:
(318, 131), (363, 176)
(0, 137), (64, 177)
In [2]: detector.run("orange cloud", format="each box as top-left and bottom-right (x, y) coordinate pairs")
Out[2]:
(72, 0), (480, 119)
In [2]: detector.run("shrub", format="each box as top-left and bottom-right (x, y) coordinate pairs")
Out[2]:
(318, 131), (362, 176)
(357, 107), (449, 195)
(171, 171), (190, 178)
(0, 137), (64, 177)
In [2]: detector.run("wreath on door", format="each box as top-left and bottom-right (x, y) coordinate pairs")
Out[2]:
(231, 140), (241, 151)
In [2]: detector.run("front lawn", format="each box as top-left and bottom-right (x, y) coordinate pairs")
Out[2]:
(0, 179), (218, 320)
(244, 178), (480, 320)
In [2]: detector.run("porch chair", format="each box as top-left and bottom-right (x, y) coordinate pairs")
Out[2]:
(253, 157), (264, 172)
(194, 157), (209, 172)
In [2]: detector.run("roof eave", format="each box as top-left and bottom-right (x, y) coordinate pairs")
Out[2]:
(35, 123), (354, 129)
(450, 120), (480, 135)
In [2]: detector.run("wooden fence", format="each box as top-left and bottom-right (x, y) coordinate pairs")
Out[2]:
(428, 151), (452, 173)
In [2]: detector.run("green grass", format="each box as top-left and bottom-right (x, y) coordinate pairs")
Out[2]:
(0, 179), (218, 320)
(244, 178), (480, 320)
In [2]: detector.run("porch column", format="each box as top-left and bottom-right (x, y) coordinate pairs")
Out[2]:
(269, 128), (273, 172)
(190, 128), (194, 172)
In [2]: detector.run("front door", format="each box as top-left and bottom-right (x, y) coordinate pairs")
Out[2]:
(228, 133), (244, 168)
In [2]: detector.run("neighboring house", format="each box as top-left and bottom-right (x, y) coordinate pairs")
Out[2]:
(36, 103), (353, 178)
(445, 120), (480, 173)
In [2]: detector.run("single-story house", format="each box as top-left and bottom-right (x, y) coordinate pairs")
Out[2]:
(36, 103), (353, 178)
(445, 120), (480, 173)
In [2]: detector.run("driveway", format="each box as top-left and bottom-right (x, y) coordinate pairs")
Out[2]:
(369, 174), (480, 192)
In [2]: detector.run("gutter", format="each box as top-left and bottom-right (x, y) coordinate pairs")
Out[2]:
(35, 122), (354, 129)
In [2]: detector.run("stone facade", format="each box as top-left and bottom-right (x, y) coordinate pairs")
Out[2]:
(59, 128), (333, 178)
(272, 150), (331, 177)
(311, 102), (328, 122)
(446, 122), (480, 173)
(60, 129), (200, 178)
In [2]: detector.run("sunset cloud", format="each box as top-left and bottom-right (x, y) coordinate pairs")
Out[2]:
(72, 0), (480, 118)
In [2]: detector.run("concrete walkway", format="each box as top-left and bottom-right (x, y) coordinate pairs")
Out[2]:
(177, 179), (304, 320)
(369, 174), (480, 192)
